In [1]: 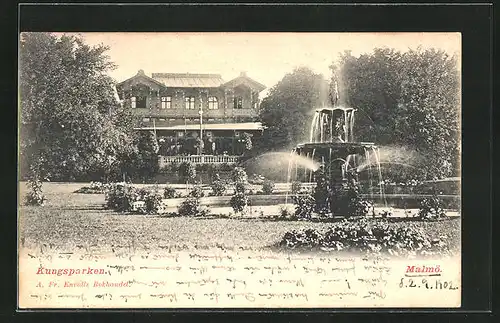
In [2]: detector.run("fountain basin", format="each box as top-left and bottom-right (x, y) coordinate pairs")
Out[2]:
(295, 142), (376, 156)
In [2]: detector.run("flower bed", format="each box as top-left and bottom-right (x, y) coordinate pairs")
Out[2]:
(74, 182), (108, 194)
(279, 217), (460, 257)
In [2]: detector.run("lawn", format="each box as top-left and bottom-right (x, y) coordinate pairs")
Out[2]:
(18, 182), (461, 254)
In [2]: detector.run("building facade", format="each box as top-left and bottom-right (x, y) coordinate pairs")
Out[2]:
(116, 70), (266, 163)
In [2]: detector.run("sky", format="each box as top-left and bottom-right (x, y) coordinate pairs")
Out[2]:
(64, 32), (461, 98)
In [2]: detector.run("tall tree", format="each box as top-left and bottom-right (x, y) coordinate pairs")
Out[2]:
(330, 48), (404, 144)
(257, 67), (330, 152)
(398, 48), (460, 178)
(19, 32), (135, 183)
(134, 131), (160, 182)
(330, 47), (460, 180)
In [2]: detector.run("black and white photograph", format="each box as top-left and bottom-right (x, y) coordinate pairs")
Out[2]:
(18, 32), (461, 308)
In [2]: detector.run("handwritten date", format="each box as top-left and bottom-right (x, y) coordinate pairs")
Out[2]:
(399, 278), (459, 290)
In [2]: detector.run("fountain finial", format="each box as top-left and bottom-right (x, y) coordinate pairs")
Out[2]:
(333, 81), (340, 106)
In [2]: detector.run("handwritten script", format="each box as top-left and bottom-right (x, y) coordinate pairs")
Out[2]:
(19, 246), (461, 308)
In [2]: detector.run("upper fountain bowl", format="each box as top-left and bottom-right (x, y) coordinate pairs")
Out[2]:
(314, 105), (356, 113)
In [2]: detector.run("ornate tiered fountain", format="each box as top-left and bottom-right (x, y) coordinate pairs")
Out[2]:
(287, 103), (386, 200)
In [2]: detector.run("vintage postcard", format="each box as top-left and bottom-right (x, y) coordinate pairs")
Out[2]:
(18, 32), (461, 308)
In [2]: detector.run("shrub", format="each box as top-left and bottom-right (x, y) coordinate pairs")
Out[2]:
(143, 189), (164, 214)
(188, 186), (205, 198)
(210, 174), (227, 196)
(418, 194), (446, 220)
(291, 181), (302, 195)
(219, 163), (234, 172)
(313, 166), (331, 215)
(231, 167), (248, 183)
(163, 186), (177, 199)
(196, 163), (211, 173)
(105, 183), (138, 212)
(344, 180), (372, 217)
(230, 192), (248, 214)
(235, 182), (247, 194)
(313, 166), (371, 217)
(261, 180), (275, 195)
(177, 197), (208, 217)
(279, 205), (295, 220)
(279, 219), (450, 256)
(25, 178), (46, 206)
(178, 161), (196, 185)
(240, 132), (253, 151)
(292, 194), (315, 220)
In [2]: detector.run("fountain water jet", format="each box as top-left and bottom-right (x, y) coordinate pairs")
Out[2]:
(288, 103), (387, 207)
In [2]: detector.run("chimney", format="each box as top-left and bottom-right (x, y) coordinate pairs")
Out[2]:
(240, 71), (247, 77)
(137, 69), (145, 75)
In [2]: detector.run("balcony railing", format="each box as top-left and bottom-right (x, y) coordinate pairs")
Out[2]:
(159, 155), (240, 166)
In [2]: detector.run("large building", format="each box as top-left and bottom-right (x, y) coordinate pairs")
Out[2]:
(116, 70), (267, 163)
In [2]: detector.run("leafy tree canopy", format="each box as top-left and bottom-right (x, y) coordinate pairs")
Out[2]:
(257, 67), (330, 152)
(20, 32), (136, 182)
(330, 47), (460, 180)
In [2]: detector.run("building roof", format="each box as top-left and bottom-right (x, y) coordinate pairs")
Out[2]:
(117, 70), (166, 89)
(135, 122), (264, 131)
(151, 73), (225, 88)
(222, 72), (266, 92)
(118, 71), (266, 91)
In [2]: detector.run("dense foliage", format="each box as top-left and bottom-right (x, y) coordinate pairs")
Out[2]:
(178, 162), (196, 185)
(418, 195), (446, 220)
(231, 167), (248, 184)
(238, 132), (253, 152)
(230, 192), (248, 214)
(291, 181), (303, 195)
(177, 197), (208, 217)
(105, 184), (166, 214)
(188, 186), (205, 198)
(258, 67), (331, 152)
(138, 187), (164, 214)
(25, 178), (47, 206)
(292, 194), (315, 220)
(105, 184), (138, 212)
(235, 182), (247, 194)
(311, 166), (371, 218)
(280, 218), (458, 257)
(132, 131), (159, 182)
(20, 33), (136, 184)
(331, 48), (460, 180)
(210, 174), (227, 196)
(261, 180), (275, 195)
(163, 186), (178, 199)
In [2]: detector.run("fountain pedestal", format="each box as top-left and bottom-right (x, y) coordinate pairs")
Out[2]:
(289, 106), (384, 196)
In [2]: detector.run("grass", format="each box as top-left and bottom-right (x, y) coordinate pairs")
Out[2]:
(18, 182), (461, 254)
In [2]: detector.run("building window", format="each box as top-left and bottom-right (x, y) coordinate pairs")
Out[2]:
(234, 97), (243, 109)
(208, 96), (218, 110)
(158, 118), (166, 121)
(142, 117), (150, 122)
(185, 96), (195, 109)
(133, 96), (146, 109)
(161, 96), (172, 109)
(177, 131), (185, 138)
